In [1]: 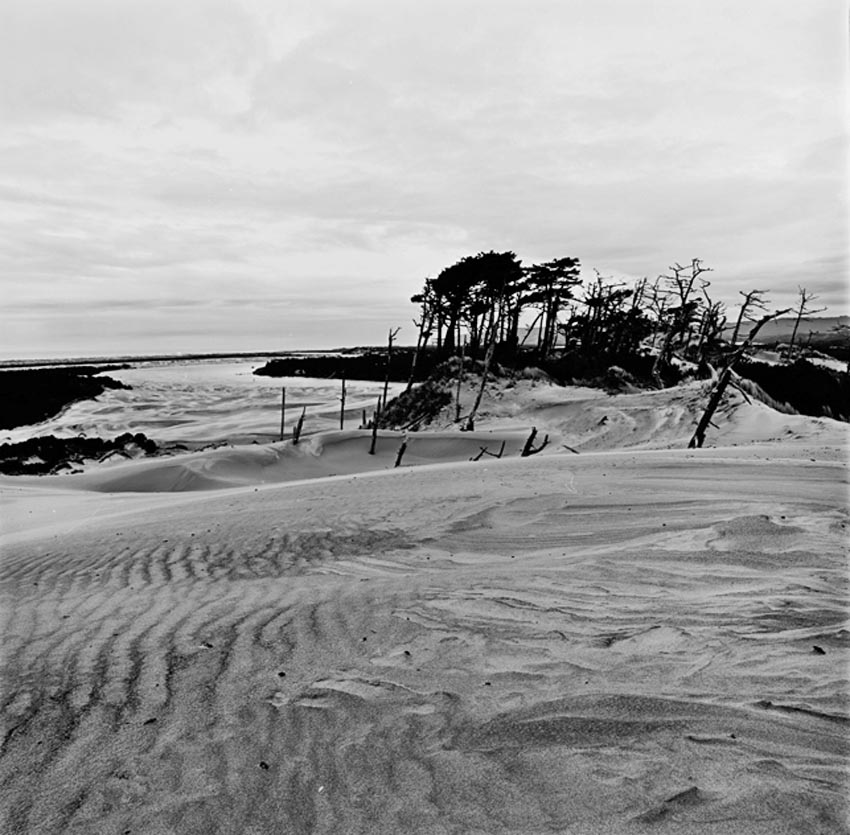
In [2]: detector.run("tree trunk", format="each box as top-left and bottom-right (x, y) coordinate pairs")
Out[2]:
(465, 306), (499, 431)
(689, 309), (790, 448)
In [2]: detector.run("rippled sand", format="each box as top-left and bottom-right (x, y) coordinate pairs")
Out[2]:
(2, 435), (848, 833)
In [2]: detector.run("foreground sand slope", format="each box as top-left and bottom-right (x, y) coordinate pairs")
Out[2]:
(1, 438), (848, 834)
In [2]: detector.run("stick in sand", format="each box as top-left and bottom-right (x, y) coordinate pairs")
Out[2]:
(279, 387), (286, 441)
(394, 438), (408, 467)
(369, 399), (380, 455)
(293, 406), (306, 444)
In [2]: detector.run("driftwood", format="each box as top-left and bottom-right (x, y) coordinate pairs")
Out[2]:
(520, 427), (549, 457)
(279, 387), (286, 441)
(339, 377), (346, 430)
(471, 441), (506, 462)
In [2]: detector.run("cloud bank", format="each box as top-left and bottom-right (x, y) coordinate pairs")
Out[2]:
(1, 0), (846, 357)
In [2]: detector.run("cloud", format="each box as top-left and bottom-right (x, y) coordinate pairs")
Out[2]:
(0, 0), (846, 357)
(0, 0), (263, 123)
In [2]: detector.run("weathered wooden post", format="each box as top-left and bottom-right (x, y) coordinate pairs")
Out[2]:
(361, 408), (367, 429)
(369, 399), (380, 455)
(293, 406), (306, 445)
(339, 376), (346, 430)
(394, 438), (408, 467)
(279, 387), (286, 441)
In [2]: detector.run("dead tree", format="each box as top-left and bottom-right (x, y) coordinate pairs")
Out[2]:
(688, 309), (791, 448)
(730, 290), (769, 346)
(382, 327), (401, 410)
(785, 287), (827, 360)
(464, 297), (501, 431)
(651, 259), (712, 381)
(406, 288), (435, 392)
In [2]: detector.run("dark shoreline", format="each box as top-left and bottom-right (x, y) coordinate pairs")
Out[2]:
(0, 348), (396, 370)
(0, 366), (133, 431)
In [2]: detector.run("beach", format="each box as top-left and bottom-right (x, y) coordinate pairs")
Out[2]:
(1, 371), (848, 833)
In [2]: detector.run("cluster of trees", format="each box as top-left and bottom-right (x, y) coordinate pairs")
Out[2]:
(409, 252), (738, 382)
(407, 251), (835, 387)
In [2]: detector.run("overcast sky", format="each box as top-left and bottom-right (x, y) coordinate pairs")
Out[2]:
(1, 0), (847, 358)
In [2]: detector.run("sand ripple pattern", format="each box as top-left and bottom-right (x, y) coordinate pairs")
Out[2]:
(1, 451), (848, 833)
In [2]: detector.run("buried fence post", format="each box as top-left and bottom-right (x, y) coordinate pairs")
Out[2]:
(339, 376), (346, 430)
(394, 437), (408, 467)
(292, 406), (306, 445)
(369, 399), (381, 455)
(279, 387), (286, 441)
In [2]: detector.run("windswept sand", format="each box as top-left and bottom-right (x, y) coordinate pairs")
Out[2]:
(1, 381), (848, 834)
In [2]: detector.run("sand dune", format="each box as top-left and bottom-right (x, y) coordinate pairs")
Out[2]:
(2, 360), (404, 446)
(1, 379), (848, 833)
(26, 429), (534, 493)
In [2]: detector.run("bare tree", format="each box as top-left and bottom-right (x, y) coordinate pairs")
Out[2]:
(730, 290), (769, 346)
(382, 327), (401, 410)
(785, 287), (827, 360)
(406, 284), (435, 392)
(689, 308), (791, 448)
(651, 259), (713, 382)
(465, 288), (504, 431)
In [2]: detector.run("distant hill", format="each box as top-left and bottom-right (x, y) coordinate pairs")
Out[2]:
(737, 315), (849, 343)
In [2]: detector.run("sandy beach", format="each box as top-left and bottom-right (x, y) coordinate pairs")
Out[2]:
(1, 377), (848, 834)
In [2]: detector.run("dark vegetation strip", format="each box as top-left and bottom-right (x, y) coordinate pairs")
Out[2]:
(736, 358), (850, 421)
(0, 433), (158, 475)
(0, 365), (131, 430)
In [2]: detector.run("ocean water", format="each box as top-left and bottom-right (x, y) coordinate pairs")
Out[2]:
(3, 358), (405, 446)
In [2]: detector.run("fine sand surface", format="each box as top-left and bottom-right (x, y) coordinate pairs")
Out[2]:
(1, 382), (848, 834)
(1, 359), (404, 447)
